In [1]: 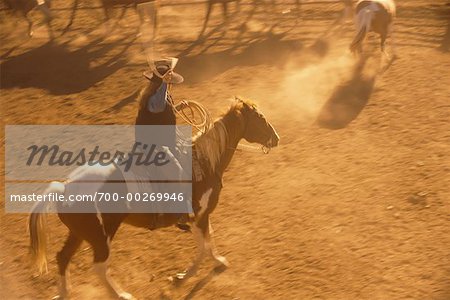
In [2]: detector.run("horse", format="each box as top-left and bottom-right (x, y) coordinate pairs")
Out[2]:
(66, 0), (158, 34)
(2, 0), (53, 38)
(342, 0), (353, 19)
(199, 0), (241, 36)
(200, 0), (302, 36)
(28, 99), (280, 299)
(349, 0), (396, 57)
(99, 0), (157, 26)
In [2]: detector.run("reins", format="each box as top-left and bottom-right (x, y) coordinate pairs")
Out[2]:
(234, 143), (271, 154)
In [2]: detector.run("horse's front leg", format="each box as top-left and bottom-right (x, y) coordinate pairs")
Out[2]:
(380, 24), (397, 62)
(387, 23), (397, 59)
(199, 186), (228, 268)
(206, 220), (229, 269)
(173, 184), (227, 285)
(174, 220), (207, 282)
(174, 215), (228, 284)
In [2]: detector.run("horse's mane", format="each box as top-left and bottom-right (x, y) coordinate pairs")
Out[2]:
(193, 98), (255, 173)
(193, 120), (228, 174)
(226, 98), (257, 112)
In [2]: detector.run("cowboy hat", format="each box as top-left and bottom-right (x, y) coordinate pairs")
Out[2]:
(143, 57), (184, 84)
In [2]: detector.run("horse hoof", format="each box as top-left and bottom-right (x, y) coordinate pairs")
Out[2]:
(168, 273), (186, 287)
(214, 256), (229, 268)
(175, 271), (188, 280)
(118, 292), (134, 300)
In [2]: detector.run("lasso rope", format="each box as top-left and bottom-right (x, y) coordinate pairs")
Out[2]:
(177, 101), (212, 134)
(167, 94), (212, 134)
(166, 94), (212, 147)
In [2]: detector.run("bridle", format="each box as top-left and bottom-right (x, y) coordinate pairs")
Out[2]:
(218, 118), (272, 155)
(240, 104), (273, 154)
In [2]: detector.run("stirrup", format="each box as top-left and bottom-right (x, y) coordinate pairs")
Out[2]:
(176, 223), (191, 232)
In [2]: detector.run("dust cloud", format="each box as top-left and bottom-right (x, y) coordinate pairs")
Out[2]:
(273, 39), (379, 128)
(277, 42), (355, 122)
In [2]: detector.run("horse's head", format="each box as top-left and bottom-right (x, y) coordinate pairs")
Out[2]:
(236, 98), (280, 149)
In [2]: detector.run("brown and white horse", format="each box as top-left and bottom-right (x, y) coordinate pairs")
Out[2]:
(2, 0), (53, 38)
(29, 99), (279, 299)
(350, 0), (396, 57)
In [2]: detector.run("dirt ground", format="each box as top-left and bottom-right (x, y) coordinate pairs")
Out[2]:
(1, 0), (449, 299)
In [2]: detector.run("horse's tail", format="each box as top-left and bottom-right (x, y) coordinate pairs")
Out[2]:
(28, 181), (65, 274)
(350, 7), (373, 53)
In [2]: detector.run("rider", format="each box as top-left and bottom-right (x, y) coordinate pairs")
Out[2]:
(134, 58), (191, 230)
(135, 57), (184, 145)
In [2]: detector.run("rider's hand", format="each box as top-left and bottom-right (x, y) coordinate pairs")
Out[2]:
(176, 101), (188, 111)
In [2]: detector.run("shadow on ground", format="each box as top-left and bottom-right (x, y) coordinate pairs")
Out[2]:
(0, 37), (135, 95)
(316, 57), (376, 129)
(177, 32), (303, 85)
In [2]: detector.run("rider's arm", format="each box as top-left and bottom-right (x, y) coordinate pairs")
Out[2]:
(147, 83), (168, 113)
(138, 83), (154, 110)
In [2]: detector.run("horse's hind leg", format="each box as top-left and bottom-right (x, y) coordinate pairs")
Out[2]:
(380, 25), (396, 60)
(117, 5), (128, 25)
(24, 13), (34, 37)
(199, 2), (213, 37)
(101, 0), (110, 23)
(93, 261), (133, 300)
(63, 0), (79, 34)
(37, 3), (54, 39)
(55, 232), (82, 299)
(380, 31), (387, 54)
(88, 215), (132, 299)
(235, 0), (241, 14)
(91, 237), (133, 300)
(222, 2), (228, 20)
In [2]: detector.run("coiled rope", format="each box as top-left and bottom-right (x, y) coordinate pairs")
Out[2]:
(166, 94), (212, 147)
